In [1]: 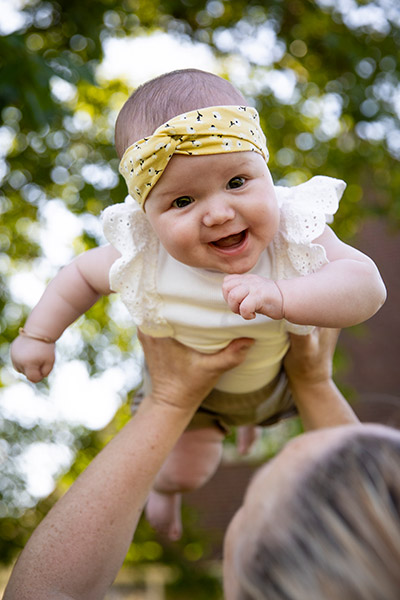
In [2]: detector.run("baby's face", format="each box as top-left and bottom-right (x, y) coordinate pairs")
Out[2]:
(145, 151), (279, 274)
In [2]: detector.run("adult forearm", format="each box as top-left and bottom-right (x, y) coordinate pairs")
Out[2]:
(6, 334), (253, 599)
(4, 398), (196, 600)
(290, 378), (359, 431)
(284, 328), (358, 431)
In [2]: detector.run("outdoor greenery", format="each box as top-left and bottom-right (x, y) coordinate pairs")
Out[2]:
(1, 0), (399, 595)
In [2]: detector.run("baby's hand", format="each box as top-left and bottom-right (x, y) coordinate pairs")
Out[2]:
(11, 336), (56, 383)
(222, 274), (284, 320)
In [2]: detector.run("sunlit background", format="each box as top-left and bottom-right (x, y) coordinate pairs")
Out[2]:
(0, 2), (399, 591)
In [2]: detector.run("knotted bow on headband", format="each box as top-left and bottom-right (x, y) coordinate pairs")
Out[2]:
(119, 105), (269, 209)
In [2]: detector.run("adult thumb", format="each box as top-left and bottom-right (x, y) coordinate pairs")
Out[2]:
(213, 337), (255, 371)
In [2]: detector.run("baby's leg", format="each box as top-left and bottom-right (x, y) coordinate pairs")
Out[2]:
(146, 427), (224, 540)
(236, 425), (261, 455)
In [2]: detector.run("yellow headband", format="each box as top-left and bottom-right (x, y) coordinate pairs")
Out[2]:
(119, 105), (269, 209)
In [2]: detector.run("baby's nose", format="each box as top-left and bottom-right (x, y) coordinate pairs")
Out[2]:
(202, 197), (235, 227)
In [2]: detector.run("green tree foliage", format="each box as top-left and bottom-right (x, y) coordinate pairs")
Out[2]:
(0, 0), (399, 583)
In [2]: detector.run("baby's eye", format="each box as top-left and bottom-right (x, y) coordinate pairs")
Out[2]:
(172, 196), (194, 209)
(227, 176), (245, 189)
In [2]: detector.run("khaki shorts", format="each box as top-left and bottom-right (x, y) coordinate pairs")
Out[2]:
(134, 365), (297, 435)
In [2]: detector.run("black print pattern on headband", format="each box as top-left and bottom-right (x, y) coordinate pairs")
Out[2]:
(119, 105), (269, 208)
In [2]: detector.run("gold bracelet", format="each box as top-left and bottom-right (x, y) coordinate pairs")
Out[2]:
(273, 281), (285, 319)
(19, 327), (55, 344)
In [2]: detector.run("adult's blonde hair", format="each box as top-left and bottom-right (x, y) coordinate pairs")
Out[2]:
(237, 430), (400, 600)
(114, 68), (247, 158)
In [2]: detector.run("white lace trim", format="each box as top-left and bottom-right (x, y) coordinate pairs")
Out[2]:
(272, 175), (345, 333)
(102, 175), (346, 336)
(102, 197), (172, 336)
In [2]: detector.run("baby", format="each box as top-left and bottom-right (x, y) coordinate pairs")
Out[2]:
(11, 69), (386, 540)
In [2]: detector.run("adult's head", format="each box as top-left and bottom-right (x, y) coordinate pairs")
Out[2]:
(224, 423), (400, 600)
(115, 68), (247, 158)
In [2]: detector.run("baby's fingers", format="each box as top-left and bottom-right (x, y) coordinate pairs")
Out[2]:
(19, 357), (55, 383)
(223, 283), (249, 315)
(223, 274), (243, 287)
(222, 275), (244, 299)
(24, 364), (46, 383)
(236, 295), (257, 320)
(40, 357), (55, 379)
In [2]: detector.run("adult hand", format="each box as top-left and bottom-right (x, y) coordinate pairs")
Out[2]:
(284, 327), (339, 387)
(138, 330), (255, 409)
(283, 328), (358, 430)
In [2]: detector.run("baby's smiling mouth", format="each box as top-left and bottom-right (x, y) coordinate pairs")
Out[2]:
(211, 230), (247, 249)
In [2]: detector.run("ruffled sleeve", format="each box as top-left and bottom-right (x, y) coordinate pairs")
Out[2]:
(102, 197), (173, 336)
(271, 175), (346, 334)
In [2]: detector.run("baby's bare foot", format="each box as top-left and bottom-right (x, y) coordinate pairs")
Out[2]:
(237, 425), (260, 455)
(146, 490), (182, 541)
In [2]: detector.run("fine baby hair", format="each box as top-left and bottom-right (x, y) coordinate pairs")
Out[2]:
(114, 68), (248, 158)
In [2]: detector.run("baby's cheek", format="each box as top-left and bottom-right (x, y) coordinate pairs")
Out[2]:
(168, 235), (191, 257)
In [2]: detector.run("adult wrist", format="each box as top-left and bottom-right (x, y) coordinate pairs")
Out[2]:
(139, 393), (199, 433)
(147, 382), (206, 416)
(287, 373), (334, 397)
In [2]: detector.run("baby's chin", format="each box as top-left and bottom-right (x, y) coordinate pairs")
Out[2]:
(210, 258), (261, 275)
(172, 248), (263, 274)
(222, 262), (258, 275)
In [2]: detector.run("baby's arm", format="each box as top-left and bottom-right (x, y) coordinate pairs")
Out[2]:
(223, 226), (386, 327)
(11, 245), (120, 382)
